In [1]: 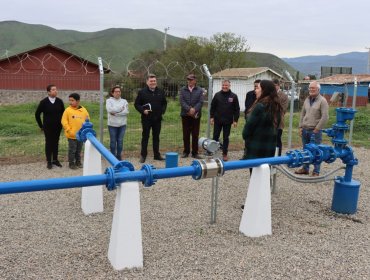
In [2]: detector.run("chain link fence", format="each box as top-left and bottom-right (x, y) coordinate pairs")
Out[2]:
(0, 51), (300, 162)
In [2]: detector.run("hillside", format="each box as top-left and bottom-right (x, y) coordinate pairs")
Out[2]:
(0, 21), (183, 71)
(246, 52), (299, 79)
(283, 52), (368, 76)
(0, 21), (297, 76)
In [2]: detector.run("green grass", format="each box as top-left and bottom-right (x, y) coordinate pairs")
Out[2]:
(0, 101), (369, 162)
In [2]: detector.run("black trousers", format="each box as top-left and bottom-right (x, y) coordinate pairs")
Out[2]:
(44, 126), (62, 163)
(181, 116), (200, 156)
(213, 122), (232, 155)
(141, 119), (162, 158)
(277, 128), (283, 156)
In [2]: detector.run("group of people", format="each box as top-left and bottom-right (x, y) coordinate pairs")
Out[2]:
(35, 86), (89, 170)
(35, 75), (329, 177)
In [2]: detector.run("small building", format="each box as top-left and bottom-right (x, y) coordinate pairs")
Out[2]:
(0, 44), (109, 104)
(212, 67), (283, 111)
(317, 74), (370, 107)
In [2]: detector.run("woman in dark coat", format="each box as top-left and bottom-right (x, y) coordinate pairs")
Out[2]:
(242, 80), (283, 161)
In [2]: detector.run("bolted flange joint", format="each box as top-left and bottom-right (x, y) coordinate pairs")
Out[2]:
(113, 161), (135, 173)
(141, 164), (157, 187)
(286, 149), (313, 168)
(105, 166), (117, 191)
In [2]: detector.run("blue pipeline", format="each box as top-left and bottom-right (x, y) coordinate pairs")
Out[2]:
(0, 108), (359, 197)
(0, 150), (336, 195)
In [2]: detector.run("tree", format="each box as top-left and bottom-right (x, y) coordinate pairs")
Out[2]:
(133, 32), (251, 79)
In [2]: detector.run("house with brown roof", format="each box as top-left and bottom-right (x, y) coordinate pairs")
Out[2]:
(211, 67), (283, 111)
(0, 44), (109, 104)
(317, 74), (370, 106)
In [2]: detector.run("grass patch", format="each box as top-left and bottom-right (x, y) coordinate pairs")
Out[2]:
(0, 100), (369, 161)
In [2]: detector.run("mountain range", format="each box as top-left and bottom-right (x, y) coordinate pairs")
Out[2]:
(1, 21), (366, 78)
(0, 21), (297, 76)
(283, 52), (368, 76)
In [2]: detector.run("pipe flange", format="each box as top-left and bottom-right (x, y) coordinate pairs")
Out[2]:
(76, 121), (96, 142)
(286, 150), (303, 168)
(113, 161), (135, 172)
(141, 164), (157, 187)
(191, 160), (203, 180)
(104, 166), (117, 191)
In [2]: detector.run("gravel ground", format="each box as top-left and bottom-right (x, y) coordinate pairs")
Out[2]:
(0, 148), (369, 280)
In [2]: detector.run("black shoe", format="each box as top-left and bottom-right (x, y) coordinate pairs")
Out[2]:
(52, 160), (62, 168)
(69, 163), (78, 170)
(181, 153), (189, 158)
(139, 156), (146, 163)
(47, 162), (53, 169)
(192, 154), (203, 159)
(241, 205), (244, 210)
(76, 161), (83, 168)
(154, 155), (165, 161)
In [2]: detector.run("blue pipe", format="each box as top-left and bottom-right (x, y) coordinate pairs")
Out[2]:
(86, 132), (120, 166)
(0, 108), (361, 214)
(0, 174), (108, 194)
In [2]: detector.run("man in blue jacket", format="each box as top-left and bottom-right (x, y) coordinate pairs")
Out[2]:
(210, 80), (240, 161)
(134, 74), (167, 163)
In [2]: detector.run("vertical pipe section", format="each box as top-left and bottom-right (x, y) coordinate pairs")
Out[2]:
(98, 57), (104, 143)
(284, 70), (295, 149)
(348, 77), (357, 145)
(202, 64), (213, 138)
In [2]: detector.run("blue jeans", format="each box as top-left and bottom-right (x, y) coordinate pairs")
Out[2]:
(108, 125), (126, 160)
(302, 128), (322, 174)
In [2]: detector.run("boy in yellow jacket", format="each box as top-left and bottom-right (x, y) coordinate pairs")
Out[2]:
(61, 93), (90, 169)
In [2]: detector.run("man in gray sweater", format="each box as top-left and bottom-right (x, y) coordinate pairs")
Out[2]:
(295, 81), (329, 176)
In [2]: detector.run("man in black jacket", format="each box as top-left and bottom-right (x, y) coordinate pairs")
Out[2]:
(35, 84), (65, 169)
(134, 74), (167, 163)
(210, 80), (240, 161)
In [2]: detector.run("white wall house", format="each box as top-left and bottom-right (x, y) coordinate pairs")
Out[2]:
(211, 67), (283, 112)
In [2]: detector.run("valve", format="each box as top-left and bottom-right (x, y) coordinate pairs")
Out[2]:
(76, 120), (96, 142)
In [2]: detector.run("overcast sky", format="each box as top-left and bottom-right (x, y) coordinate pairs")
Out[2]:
(1, 0), (369, 58)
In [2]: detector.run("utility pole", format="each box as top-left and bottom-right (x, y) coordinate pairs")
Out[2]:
(366, 47), (370, 74)
(164, 27), (170, 51)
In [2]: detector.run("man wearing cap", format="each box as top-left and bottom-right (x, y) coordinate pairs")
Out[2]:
(179, 74), (204, 159)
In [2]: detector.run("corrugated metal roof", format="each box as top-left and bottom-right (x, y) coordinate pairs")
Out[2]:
(212, 67), (282, 79)
(318, 74), (370, 84)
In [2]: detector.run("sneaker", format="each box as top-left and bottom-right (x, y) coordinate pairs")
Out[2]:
(139, 156), (146, 163)
(154, 155), (165, 161)
(69, 163), (78, 170)
(181, 153), (189, 158)
(76, 161), (83, 168)
(47, 162), (53, 169)
(311, 172), (320, 177)
(295, 168), (309, 175)
(222, 154), (228, 161)
(52, 160), (62, 168)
